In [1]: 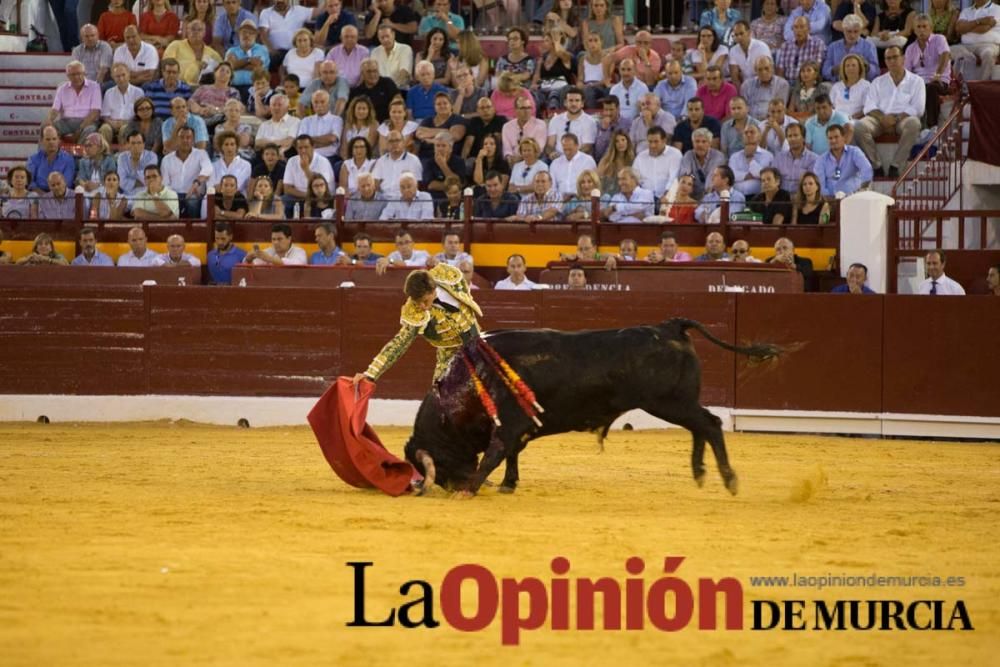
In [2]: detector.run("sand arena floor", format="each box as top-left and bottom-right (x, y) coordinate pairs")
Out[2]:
(0, 421), (998, 666)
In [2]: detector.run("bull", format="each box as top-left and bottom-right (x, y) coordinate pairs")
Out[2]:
(404, 318), (780, 497)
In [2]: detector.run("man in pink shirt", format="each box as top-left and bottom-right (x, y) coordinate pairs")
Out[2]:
(604, 31), (662, 88)
(501, 97), (547, 165)
(46, 60), (102, 142)
(325, 24), (368, 87)
(695, 66), (738, 122)
(904, 14), (951, 128)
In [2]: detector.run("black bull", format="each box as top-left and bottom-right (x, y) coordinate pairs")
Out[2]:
(404, 318), (781, 496)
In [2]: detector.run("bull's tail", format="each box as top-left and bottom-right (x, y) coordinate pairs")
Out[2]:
(665, 318), (782, 362)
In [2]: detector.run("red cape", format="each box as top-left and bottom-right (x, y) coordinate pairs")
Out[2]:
(307, 377), (420, 496)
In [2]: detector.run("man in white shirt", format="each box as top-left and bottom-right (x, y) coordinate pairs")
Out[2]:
(372, 130), (423, 197)
(154, 234), (202, 267)
(212, 130), (253, 193)
(370, 24), (414, 87)
(431, 231), (474, 268)
(951, 0), (1000, 83)
(259, 0), (314, 61)
(254, 95), (301, 156)
(548, 134), (598, 200)
(113, 26), (159, 86)
(379, 173), (434, 220)
(245, 223), (309, 265)
(609, 59), (650, 123)
(632, 127), (682, 199)
(494, 253), (536, 290)
(546, 88), (598, 158)
(728, 20), (772, 89)
(729, 124), (774, 196)
(298, 90), (344, 160)
(602, 168), (655, 223)
(853, 45), (926, 178)
(100, 63), (144, 145)
(117, 226), (160, 267)
(629, 93), (676, 153)
(376, 228), (432, 273)
(283, 134), (336, 214)
(161, 126), (213, 218)
(917, 250), (966, 295)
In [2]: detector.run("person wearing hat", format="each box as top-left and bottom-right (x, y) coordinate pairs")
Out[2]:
(213, 0), (258, 54)
(226, 19), (271, 104)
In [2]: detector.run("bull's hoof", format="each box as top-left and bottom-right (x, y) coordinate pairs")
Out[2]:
(724, 473), (739, 496)
(694, 473), (706, 488)
(498, 484), (516, 494)
(451, 490), (475, 500)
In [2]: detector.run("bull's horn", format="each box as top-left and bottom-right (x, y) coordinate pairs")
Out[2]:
(416, 449), (435, 495)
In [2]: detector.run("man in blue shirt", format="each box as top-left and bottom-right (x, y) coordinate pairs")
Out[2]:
(418, 0), (464, 46)
(784, 0), (832, 44)
(695, 165), (747, 223)
(27, 126), (76, 193)
(654, 61), (698, 121)
(213, 0), (257, 53)
(804, 94), (852, 155)
(350, 232), (384, 265)
(208, 221), (248, 284)
(831, 262), (877, 293)
(71, 228), (115, 266)
(814, 124), (873, 197)
(142, 58), (192, 119)
(821, 14), (879, 82)
(406, 61), (449, 121)
(311, 222), (349, 265)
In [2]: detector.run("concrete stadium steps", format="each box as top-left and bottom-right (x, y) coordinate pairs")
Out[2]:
(0, 87), (55, 105)
(0, 104), (49, 124)
(0, 123), (42, 141)
(0, 70), (67, 88)
(0, 52), (73, 70)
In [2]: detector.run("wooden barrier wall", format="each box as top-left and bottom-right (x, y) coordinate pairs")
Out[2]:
(1, 286), (998, 417)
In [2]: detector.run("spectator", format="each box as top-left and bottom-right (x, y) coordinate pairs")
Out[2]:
(379, 228), (431, 268)
(122, 96), (162, 155)
(313, 0), (357, 50)
(673, 97), (723, 154)
(829, 54), (872, 122)
(215, 99), (255, 162)
(415, 94), (466, 160)
(930, 0), (959, 44)
(379, 172), (435, 220)
(470, 135), (509, 195)
(730, 124), (774, 196)
(742, 56), (790, 122)
(432, 231), (473, 268)
(213, 174), (249, 220)
(562, 169), (602, 221)
(729, 20), (772, 89)
(617, 238), (639, 261)
(550, 134), (598, 200)
(350, 232), (383, 265)
(491, 71), (537, 123)
(700, 0), (742, 46)
(422, 133), (468, 201)
(97, 0), (137, 49)
(630, 94), (676, 153)
(695, 166), (747, 222)
(905, 14), (951, 128)
(259, 0), (314, 67)
(461, 98), (506, 165)
(247, 176), (285, 220)
(654, 61), (698, 121)
(788, 60), (830, 115)
(214, 0), (256, 54)
(344, 173), (387, 221)
(475, 171), (521, 219)
(508, 138), (550, 197)
(775, 16), (827, 83)
(114, 26), (159, 88)
(752, 0), (788, 51)
(212, 131), (253, 194)
(46, 61), (101, 144)
(603, 167), (655, 223)
(155, 234), (201, 267)
(117, 130), (158, 196)
(604, 30), (662, 88)
(544, 88), (596, 161)
(502, 97), (547, 165)
(731, 238), (763, 262)
(823, 14), (880, 82)
(721, 96), (761, 157)
(301, 91), (344, 163)
(132, 164), (179, 221)
(688, 26), (730, 84)
(815, 123), (872, 196)
(249, 70), (277, 120)
(917, 250), (966, 294)
(254, 95), (301, 156)
(407, 61), (450, 122)
(748, 166), (792, 223)
(784, 0), (833, 44)
(311, 222), (350, 265)
(513, 171), (563, 222)
(246, 224), (308, 265)
(987, 264), (1000, 296)
(760, 98), (794, 154)
(15, 232), (69, 265)
(833, 0), (878, 42)
(189, 62), (240, 132)
(772, 122), (818, 194)
(767, 236), (815, 290)
(495, 254), (536, 290)
(36, 174), (76, 221)
(805, 94), (852, 155)
(567, 265), (588, 290)
(140, 0), (181, 52)
(349, 59), (400, 124)
(435, 176), (464, 219)
(370, 24), (414, 88)
(89, 171), (129, 220)
(117, 225), (161, 265)
(363, 0), (419, 47)
(596, 129), (635, 195)
(448, 64), (487, 119)
(250, 144), (287, 200)
(327, 25), (368, 88)
(305, 176), (334, 218)
(143, 58), (192, 119)
(162, 126), (213, 218)
(831, 262), (877, 293)
(632, 126), (683, 200)
(609, 59), (651, 124)
(678, 127), (728, 198)
(792, 171), (832, 223)
(529, 29), (573, 112)
(593, 96), (631, 162)
(854, 45), (925, 178)
(695, 231), (731, 261)
(558, 233), (617, 269)
(163, 96), (210, 153)
(27, 127), (75, 194)
(207, 221), (248, 284)
(697, 66), (739, 121)
(868, 0), (915, 58)
(951, 0), (1000, 81)
(183, 0), (217, 47)
(2, 166), (35, 218)
(75, 132), (116, 195)
(282, 29), (325, 91)
(72, 228), (114, 266)
(378, 98), (420, 154)
(164, 20), (222, 86)
(100, 63), (145, 144)
(72, 24), (112, 84)
(495, 27), (536, 90)
(339, 136), (376, 195)
(372, 131), (423, 197)
(226, 21), (271, 100)
(579, 33), (611, 109)
(661, 174), (699, 224)
(283, 134), (336, 213)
